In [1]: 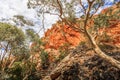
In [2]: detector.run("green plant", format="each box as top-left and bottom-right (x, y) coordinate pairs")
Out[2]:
(1, 62), (23, 80)
(55, 46), (69, 63)
(40, 50), (49, 69)
(0, 22), (25, 44)
(58, 51), (66, 61)
(79, 41), (86, 46)
(0, 22), (42, 80)
(13, 15), (34, 26)
(0, 22), (27, 69)
(1, 60), (41, 80)
(99, 44), (115, 52)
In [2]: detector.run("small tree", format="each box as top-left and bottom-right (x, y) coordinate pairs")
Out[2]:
(0, 22), (32, 79)
(0, 22), (46, 80)
(0, 22), (26, 63)
(40, 50), (49, 69)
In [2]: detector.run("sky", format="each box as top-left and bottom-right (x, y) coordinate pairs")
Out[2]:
(0, 0), (58, 36)
(0, 0), (118, 36)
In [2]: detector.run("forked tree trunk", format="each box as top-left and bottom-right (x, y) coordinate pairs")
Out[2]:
(83, 0), (120, 69)
(88, 33), (120, 69)
(43, 1), (120, 80)
(84, 17), (120, 69)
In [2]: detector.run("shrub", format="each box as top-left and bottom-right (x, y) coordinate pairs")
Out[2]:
(40, 50), (49, 69)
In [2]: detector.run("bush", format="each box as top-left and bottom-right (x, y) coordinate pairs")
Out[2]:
(40, 50), (49, 69)
(1, 60), (41, 80)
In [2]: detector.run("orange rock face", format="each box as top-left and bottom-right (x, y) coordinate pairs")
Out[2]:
(43, 22), (120, 50)
(106, 21), (120, 47)
(42, 5), (120, 49)
(43, 23), (85, 49)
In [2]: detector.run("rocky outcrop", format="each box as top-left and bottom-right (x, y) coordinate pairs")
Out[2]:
(106, 21), (120, 47)
(29, 4), (120, 79)
(42, 5), (120, 49)
(43, 22), (85, 49)
(43, 21), (120, 49)
(43, 44), (120, 80)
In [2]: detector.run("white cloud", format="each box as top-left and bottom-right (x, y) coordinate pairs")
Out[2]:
(0, 0), (37, 20)
(0, 0), (59, 37)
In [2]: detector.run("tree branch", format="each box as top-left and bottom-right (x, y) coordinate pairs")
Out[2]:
(79, 0), (87, 14)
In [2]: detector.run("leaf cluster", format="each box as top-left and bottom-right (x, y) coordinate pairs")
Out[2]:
(94, 7), (120, 30)
(40, 49), (49, 69)
(0, 22), (25, 45)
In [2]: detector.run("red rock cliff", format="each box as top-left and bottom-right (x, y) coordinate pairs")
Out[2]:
(43, 22), (85, 49)
(43, 5), (120, 49)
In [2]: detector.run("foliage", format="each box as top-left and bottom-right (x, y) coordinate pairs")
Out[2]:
(40, 49), (49, 69)
(0, 22), (41, 80)
(55, 43), (70, 62)
(92, 6), (120, 45)
(93, 7), (120, 31)
(57, 50), (67, 62)
(0, 22), (25, 45)
(1, 61), (41, 80)
(0, 22), (30, 61)
(26, 29), (40, 42)
(99, 43), (115, 51)
(5, 62), (23, 80)
(79, 41), (86, 46)
(26, 28), (45, 52)
(13, 15), (34, 26)
(0, 0), (120, 80)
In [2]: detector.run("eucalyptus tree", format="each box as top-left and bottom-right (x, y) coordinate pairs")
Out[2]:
(0, 22), (30, 68)
(0, 22), (41, 80)
(27, 0), (120, 69)
(13, 15), (34, 26)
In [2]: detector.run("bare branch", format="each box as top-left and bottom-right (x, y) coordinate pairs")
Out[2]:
(56, 0), (84, 33)
(90, 2), (102, 18)
(79, 0), (86, 14)
(56, 0), (63, 19)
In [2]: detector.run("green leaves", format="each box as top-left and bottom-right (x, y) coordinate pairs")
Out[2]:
(93, 7), (120, 31)
(13, 15), (34, 26)
(0, 22), (30, 57)
(94, 14), (109, 29)
(26, 29), (39, 42)
(40, 49), (49, 69)
(0, 22), (25, 45)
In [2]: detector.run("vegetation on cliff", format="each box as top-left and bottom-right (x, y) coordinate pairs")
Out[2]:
(0, 0), (120, 80)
